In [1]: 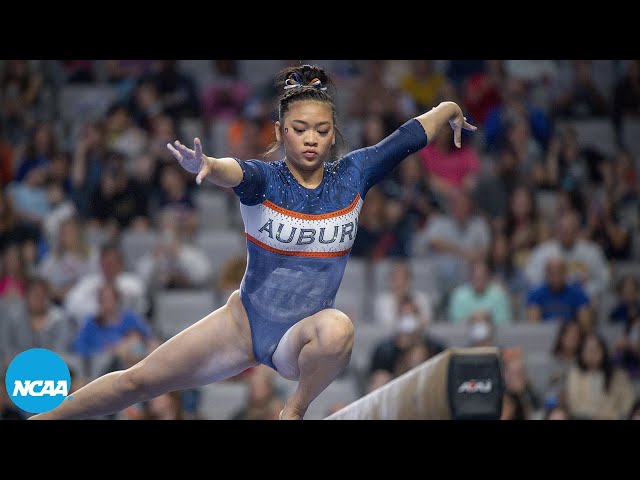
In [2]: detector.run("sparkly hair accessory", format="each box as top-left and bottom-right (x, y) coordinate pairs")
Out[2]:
(284, 72), (327, 91)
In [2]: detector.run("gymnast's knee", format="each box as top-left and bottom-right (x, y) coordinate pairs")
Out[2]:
(316, 310), (354, 358)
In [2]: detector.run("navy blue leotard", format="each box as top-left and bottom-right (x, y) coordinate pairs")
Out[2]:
(232, 118), (428, 370)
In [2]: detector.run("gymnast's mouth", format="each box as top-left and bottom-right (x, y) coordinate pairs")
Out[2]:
(303, 150), (318, 159)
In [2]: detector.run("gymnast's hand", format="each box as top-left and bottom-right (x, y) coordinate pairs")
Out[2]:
(166, 137), (211, 183)
(447, 103), (477, 148)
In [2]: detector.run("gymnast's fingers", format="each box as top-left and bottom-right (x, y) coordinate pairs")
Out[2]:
(166, 143), (183, 161)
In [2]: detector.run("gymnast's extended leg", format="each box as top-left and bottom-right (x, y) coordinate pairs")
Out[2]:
(30, 291), (258, 420)
(272, 309), (355, 420)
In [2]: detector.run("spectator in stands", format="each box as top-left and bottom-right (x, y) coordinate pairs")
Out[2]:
(489, 232), (529, 307)
(373, 260), (434, 329)
(551, 60), (609, 119)
(64, 243), (147, 326)
(43, 180), (77, 248)
(347, 60), (402, 121)
(466, 314), (497, 348)
(72, 282), (155, 364)
(87, 152), (150, 232)
(0, 187), (30, 251)
(417, 118), (480, 201)
(226, 113), (275, 161)
(0, 276), (73, 366)
(413, 190), (491, 293)
(0, 242), (28, 299)
(129, 77), (164, 131)
(200, 60), (250, 124)
(48, 151), (72, 194)
(462, 60), (505, 126)
(503, 115), (546, 187)
(14, 123), (58, 182)
(38, 216), (98, 304)
(136, 209), (212, 290)
(484, 77), (552, 153)
(525, 210), (611, 301)
(382, 153), (435, 234)
(156, 161), (198, 236)
(546, 320), (583, 402)
(0, 60), (44, 143)
(351, 185), (405, 259)
(502, 347), (542, 419)
(543, 126), (589, 192)
(612, 314), (640, 380)
(399, 60), (445, 113)
(368, 294), (445, 392)
(526, 256), (592, 330)
(505, 185), (549, 268)
(611, 275), (640, 325)
(472, 146), (519, 224)
(104, 103), (148, 161)
(70, 119), (111, 217)
(584, 191), (632, 261)
(565, 332), (635, 419)
(448, 259), (511, 325)
(147, 114), (181, 166)
(6, 159), (49, 235)
(226, 116), (275, 161)
(230, 365), (285, 420)
(149, 60), (200, 119)
(612, 60), (640, 145)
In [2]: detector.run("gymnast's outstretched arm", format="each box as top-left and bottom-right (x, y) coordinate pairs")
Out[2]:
(166, 137), (243, 187)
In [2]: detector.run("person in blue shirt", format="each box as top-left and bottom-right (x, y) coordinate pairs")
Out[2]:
(32, 64), (476, 420)
(526, 256), (592, 331)
(73, 282), (154, 358)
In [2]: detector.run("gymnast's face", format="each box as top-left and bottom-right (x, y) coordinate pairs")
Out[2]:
(276, 100), (335, 172)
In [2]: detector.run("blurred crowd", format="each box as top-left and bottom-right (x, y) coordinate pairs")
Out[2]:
(1, 59), (640, 420)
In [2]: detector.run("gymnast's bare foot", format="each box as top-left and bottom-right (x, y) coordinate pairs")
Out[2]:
(279, 406), (304, 420)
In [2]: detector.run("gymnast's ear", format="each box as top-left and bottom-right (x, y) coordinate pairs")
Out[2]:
(275, 121), (282, 144)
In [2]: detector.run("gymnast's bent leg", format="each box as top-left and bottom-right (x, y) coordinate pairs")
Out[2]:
(30, 291), (258, 420)
(272, 309), (354, 420)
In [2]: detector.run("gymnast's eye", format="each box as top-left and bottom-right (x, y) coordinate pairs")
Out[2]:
(293, 128), (305, 134)
(318, 130), (330, 136)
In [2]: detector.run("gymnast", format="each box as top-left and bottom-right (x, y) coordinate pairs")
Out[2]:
(31, 64), (476, 420)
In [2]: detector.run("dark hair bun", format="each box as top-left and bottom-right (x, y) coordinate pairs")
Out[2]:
(275, 64), (332, 92)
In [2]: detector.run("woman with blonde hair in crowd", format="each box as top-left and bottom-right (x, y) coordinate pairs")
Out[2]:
(38, 216), (98, 304)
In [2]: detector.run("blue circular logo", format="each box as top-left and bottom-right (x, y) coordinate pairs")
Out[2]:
(5, 349), (71, 414)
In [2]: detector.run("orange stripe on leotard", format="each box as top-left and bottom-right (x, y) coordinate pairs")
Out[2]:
(246, 233), (351, 258)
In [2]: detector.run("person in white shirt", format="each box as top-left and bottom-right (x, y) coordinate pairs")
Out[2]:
(374, 260), (433, 330)
(64, 243), (147, 326)
(525, 210), (610, 302)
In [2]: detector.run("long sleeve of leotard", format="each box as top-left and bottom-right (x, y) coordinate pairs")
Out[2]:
(342, 118), (428, 197)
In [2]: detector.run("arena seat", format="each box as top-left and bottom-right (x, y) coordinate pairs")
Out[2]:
(195, 230), (247, 278)
(120, 230), (161, 271)
(200, 381), (248, 420)
(194, 190), (231, 230)
(153, 290), (216, 340)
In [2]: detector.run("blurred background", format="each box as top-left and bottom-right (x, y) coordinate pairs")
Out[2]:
(0, 59), (639, 421)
